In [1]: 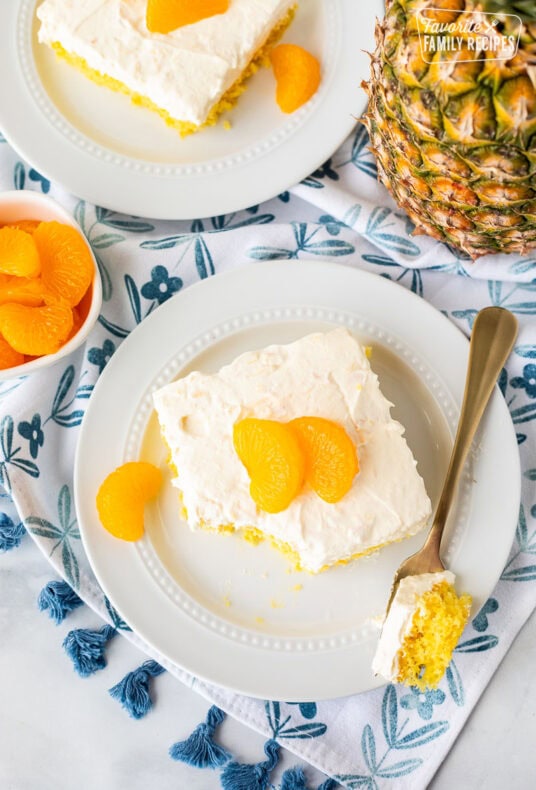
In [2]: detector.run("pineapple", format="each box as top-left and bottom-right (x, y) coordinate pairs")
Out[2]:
(363, 0), (536, 258)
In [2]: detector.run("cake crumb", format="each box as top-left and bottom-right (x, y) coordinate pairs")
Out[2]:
(222, 579), (232, 608)
(223, 120), (232, 130)
(270, 599), (285, 609)
(255, 616), (265, 625)
(292, 583), (303, 592)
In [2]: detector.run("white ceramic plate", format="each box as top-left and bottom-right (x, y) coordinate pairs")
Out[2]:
(0, 0), (381, 219)
(74, 262), (520, 701)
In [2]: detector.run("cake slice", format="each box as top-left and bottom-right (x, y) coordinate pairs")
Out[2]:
(152, 328), (432, 573)
(37, 0), (296, 135)
(372, 571), (472, 689)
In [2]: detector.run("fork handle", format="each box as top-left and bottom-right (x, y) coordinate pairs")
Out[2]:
(425, 307), (518, 555)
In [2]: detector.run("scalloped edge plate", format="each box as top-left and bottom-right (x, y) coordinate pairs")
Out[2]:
(73, 262), (520, 700)
(0, 0), (381, 219)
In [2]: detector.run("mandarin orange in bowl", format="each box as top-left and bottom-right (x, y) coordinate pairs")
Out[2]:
(0, 190), (102, 380)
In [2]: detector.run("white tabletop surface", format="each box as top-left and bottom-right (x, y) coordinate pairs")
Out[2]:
(1, 536), (535, 789)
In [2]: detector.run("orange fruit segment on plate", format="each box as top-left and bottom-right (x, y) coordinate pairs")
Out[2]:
(0, 335), (25, 370)
(233, 418), (305, 514)
(146, 0), (229, 34)
(0, 301), (74, 356)
(33, 221), (94, 307)
(0, 226), (41, 277)
(290, 416), (359, 503)
(96, 461), (163, 541)
(270, 43), (321, 114)
(0, 274), (44, 307)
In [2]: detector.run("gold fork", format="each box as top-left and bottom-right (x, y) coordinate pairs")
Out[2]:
(383, 306), (518, 619)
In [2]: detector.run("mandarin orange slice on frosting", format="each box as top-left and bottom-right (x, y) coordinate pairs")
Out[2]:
(146, 0), (229, 34)
(233, 418), (306, 514)
(290, 416), (359, 504)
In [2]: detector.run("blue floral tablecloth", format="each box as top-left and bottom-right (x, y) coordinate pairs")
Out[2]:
(1, 124), (535, 790)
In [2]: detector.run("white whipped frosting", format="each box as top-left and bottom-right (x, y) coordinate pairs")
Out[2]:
(152, 328), (432, 573)
(37, 0), (295, 124)
(372, 570), (455, 681)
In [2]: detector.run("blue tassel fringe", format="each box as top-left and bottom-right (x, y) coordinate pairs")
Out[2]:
(63, 625), (117, 677)
(169, 705), (231, 768)
(0, 513), (25, 552)
(318, 779), (339, 789)
(281, 766), (308, 790)
(109, 659), (165, 719)
(38, 580), (84, 624)
(220, 738), (280, 790)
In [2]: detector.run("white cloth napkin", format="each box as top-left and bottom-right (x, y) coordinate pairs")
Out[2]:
(1, 126), (535, 789)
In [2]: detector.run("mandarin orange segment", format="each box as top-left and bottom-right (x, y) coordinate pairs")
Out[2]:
(0, 226), (41, 277)
(146, 0), (229, 34)
(4, 219), (41, 234)
(0, 302), (73, 356)
(96, 461), (163, 541)
(0, 335), (25, 370)
(290, 417), (359, 503)
(270, 44), (321, 114)
(75, 283), (93, 325)
(68, 306), (83, 341)
(0, 274), (44, 307)
(33, 221), (94, 307)
(233, 418), (305, 514)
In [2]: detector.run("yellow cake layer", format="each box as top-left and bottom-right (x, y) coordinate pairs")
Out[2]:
(396, 580), (472, 690)
(50, 6), (296, 137)
(166, 434), (406, 573)
(202, 522), (403, 574)
(164, 439), (383, 573)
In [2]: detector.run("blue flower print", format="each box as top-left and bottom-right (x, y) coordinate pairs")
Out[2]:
(287, 702), (318, 719)
(265, 701), (327, 740)
(18, 414), (44, 459)
(318, 215), (344, 236)
(511, 364), (536, 398)
(498, 367), (508, 397)
(26, 485), (81, 588)
(401, 687), (446, 721)
(141, 265), (183, 305)
(88, 339), (116, 373)
(29, 168), (51, 193)
(472, 598), (499, 632)
(311, 158), (339, 182)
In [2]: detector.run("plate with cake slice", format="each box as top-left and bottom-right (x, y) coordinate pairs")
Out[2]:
(74, 261), (520, 700)
(0, 0), (381, 219)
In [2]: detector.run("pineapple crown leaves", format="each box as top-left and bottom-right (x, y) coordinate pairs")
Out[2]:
(484, 1), (536, 22)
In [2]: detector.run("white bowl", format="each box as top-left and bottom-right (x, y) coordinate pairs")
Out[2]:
(0, 190), (102, 380)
